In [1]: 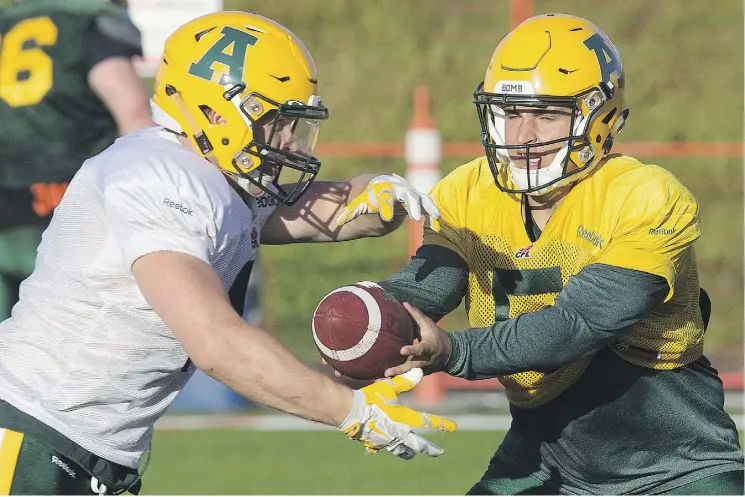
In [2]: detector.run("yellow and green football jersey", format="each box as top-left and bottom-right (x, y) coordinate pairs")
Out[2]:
(425, 154), (703, 408)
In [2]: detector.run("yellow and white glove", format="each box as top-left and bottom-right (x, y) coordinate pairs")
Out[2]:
(336, 174), (441, 231)
(339, 368), (456, 459)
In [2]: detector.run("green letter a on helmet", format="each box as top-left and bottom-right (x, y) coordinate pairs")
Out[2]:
(189, 26), (258, 84)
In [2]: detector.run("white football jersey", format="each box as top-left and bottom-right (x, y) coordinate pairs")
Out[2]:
(0, 127), (277, 468)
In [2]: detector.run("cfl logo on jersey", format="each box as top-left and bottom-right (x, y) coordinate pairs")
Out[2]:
(251, 227), (259, 249)
(495, 80), (535, 95)
(514, 244), (534, 259)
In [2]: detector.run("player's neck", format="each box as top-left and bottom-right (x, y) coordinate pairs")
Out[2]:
(525, 186), (571, 230)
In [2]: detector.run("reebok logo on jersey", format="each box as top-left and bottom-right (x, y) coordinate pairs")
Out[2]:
(577, 225), (604, 248)
(51, 455), (76, 479)
(649, 228), (675, 235)
(514, 244), (534, 259)
(163, 198), (193, 216)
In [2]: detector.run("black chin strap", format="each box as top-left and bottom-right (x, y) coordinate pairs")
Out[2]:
(522, 195), (542, 243)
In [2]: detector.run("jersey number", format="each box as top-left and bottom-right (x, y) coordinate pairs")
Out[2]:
(0, 16), (58, 107)
(492, 267), (563, 320)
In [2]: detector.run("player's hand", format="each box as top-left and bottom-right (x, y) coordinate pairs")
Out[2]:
(336, 174), (441, 230)
(384, 303), (452, 377)
(338, 368), (456, 459)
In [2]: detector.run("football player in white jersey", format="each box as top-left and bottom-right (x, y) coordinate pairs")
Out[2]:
(0, 11), (453, 495)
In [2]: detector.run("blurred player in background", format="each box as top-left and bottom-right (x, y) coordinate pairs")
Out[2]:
(0, 0), (153, 321)
(0, 10), (453, 495)
(340, 13), (744, 495)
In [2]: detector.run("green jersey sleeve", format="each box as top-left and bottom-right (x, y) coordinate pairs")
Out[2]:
(378, 244), (469, 323)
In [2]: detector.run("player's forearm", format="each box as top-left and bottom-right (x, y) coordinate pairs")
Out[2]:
(444, 306), (608, 379)
(445, 264), (669, 379)
(262, 174), (402, 244)
(379, 244), (468, 322)
(133, 252), (351, 426)
(197, 321), (352, 426)
(174, 268), (352, 425)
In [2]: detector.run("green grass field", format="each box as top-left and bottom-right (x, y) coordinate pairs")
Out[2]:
(143, 430), (500, 495)
(143, 427), (745, 495)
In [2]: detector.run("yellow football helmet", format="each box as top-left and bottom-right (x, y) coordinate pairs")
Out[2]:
(152, 11), (329, 204)
(474, 13), (629, 195)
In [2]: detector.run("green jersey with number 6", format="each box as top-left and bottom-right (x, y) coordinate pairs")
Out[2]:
(0, 0), (142, 188)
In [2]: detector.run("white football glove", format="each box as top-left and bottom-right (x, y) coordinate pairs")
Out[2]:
(338, 368), (456, 459)
(336, 174), (441, 231)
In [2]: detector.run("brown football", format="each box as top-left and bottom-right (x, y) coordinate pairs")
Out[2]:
(312, 281), (418, 380)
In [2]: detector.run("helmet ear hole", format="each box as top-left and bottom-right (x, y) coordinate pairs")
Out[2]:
(199, 105), (226, 125)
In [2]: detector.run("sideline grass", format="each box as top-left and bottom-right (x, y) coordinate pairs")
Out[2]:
(143, 430), (497, 495)
(142, 427), (745, 494)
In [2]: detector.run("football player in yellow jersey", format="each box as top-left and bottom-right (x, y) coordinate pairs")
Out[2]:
(340, 12), (744, 495)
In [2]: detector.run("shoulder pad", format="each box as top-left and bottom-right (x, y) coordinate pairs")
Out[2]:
(95, 13), (142, 51)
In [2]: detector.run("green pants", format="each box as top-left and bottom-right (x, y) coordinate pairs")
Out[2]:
(0, 402), (141, 495)
(466, 460), (744, 495)
(0, 428), (113, 495)
(0, 225), (46, 321)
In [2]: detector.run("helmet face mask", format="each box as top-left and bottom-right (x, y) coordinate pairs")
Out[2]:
(473, 13), (629, 196)
(475, 85), (610, 195)
(152, 12), (330, 205)
(232, 93), (328, 205)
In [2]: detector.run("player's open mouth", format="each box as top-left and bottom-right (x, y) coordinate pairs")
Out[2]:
(510, 155), (542, 170)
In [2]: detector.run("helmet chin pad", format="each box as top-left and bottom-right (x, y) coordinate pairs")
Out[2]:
(508, 146), (568, 195)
